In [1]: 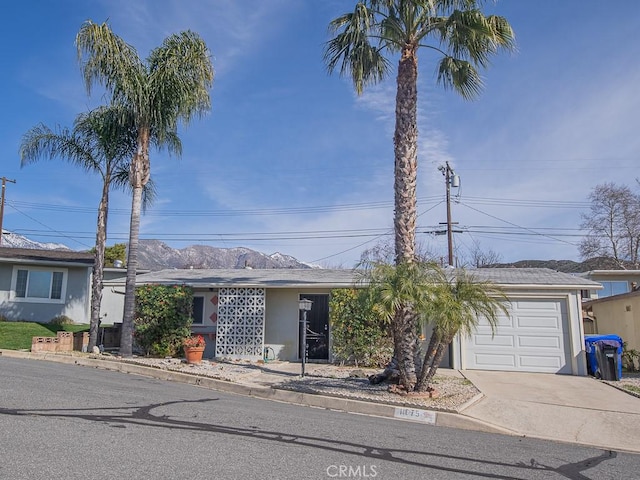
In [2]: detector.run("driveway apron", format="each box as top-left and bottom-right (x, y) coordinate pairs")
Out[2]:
(460, 370), (640, 452)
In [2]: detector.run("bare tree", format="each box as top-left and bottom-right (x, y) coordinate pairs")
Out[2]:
(459, 239), (503, 268)
(580, 183), (640, 269)
(359, 239), (436, 266)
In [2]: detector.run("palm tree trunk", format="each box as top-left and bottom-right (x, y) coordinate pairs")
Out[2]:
(394, 305), (417, 390)
(88, 174), (110, 350)
(419, 336), (453, 390)
(120, 131), (150, 357)
(393, 44), (418, 265)
(415, 329), (441, 391)
(120, 184), (142, 357)
(392, 44), (419, 390)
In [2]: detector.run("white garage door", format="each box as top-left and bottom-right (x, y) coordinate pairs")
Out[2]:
(463, 298), (571, 374)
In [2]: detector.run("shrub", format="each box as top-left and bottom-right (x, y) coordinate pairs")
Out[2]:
(134, 284), (193, 356)
(622, 342), (640, 372)
(50, 315), (75, 326)
(329, 288), (393, 368)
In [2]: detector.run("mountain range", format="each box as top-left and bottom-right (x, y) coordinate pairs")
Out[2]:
(134, 239), (313, 270)
(0, 231), (313, 270)
(0, 231), (70, 250)
(0, 230), (622, 273)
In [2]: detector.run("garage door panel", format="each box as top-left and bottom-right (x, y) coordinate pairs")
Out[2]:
(473, 353), (516, 368)
(473, 334), (513, 347)
(515, 300), (560, 311)
(519, 355), (563, 370)
(463, 298), (571, 374)
(477, 315), (513, 328)
(517, 314), (561, 329)
(517, 335), (561, 349)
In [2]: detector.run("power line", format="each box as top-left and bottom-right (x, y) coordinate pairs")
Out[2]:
(7, 203), (93, 249)
(7, 193), (586, 218)
(458, 202), (579, 247)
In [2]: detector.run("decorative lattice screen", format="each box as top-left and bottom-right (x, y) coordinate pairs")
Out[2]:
(215, 287), (265, 360)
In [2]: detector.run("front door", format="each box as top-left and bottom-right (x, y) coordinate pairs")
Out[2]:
(299, 294), (329, 361)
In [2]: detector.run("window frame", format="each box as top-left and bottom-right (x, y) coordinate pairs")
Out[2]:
(11, 266), (68, 304)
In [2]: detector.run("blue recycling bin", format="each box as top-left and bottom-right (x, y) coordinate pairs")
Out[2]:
(584, 334), (623, 380)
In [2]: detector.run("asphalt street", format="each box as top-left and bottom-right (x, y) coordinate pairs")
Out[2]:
(0, 357), (638, 480)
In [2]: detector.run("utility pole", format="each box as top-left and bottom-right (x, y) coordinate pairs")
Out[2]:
(438, 162), (460, 267)
(0, 177), (16, 246)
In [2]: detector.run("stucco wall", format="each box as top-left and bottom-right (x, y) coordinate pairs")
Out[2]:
(590, 297), (640, 351)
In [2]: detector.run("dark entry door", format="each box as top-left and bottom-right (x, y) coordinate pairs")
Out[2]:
(299, 294), (329, 361)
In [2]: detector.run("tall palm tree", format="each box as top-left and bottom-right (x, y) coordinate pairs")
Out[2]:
(414, 268), (509, 391)
(76, 21), (214, 356)
(324, 0), (514, 388)
(19, 105), (147, 351)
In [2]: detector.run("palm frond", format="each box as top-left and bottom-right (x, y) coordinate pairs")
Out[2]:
(76, 20), (147, 107)
(436, 56), (484, 99)
(425, 269), (509, 339)
(147, 30), (214, 134)
(324, 3), (391, 94)
(19, 124), (102, 175)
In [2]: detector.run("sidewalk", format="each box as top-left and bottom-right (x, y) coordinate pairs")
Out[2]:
(2, 349), (639, 453)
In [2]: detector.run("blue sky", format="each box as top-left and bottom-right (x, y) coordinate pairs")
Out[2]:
(2, 0), (640, 268)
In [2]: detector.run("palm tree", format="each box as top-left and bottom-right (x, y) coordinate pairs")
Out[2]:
(324, 0), (515, 388)
(19, 105), (147, 351)
(414, 268), (509, 391)
(76, 21), (214, 356)
(361, 260), (436, 387)
(361, 261), (508, 392)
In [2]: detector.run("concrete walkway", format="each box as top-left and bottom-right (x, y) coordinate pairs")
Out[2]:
(2, 349), (640, 453)
(461, 370), (640, 453)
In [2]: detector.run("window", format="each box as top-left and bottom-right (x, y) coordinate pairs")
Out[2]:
(599, 281), (630, 298)
(12, 267), (67, 303)
(192, 296), (204, 324)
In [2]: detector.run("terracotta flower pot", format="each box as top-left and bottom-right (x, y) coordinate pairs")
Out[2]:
(184, 346), (205, 364)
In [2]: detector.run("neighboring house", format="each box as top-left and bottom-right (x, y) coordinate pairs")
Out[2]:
(583, 291), (640, 352)
(578, 270), (640, 300)
(102, 267), (598, 375)
(99, 266), (149, 326)
(0, 247), (93, 323)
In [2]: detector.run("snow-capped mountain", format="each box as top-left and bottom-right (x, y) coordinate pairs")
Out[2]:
(0, 231), (316, 270)
(1, 231), (71, 251)
(136, 240), (315, 270)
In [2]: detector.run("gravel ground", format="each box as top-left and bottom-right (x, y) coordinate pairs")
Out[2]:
(604, 372), (640, 398)
(92, 355), (640, 411)
(105, 356), (481, 412)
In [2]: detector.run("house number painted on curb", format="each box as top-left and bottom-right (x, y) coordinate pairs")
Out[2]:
(393, 407), (436, 424)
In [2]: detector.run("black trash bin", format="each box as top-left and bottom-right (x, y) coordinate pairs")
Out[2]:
(595, 344), (619, 380)
(585, 334), (623, 381)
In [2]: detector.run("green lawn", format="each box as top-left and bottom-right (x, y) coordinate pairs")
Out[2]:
(0, 322), (89, 350)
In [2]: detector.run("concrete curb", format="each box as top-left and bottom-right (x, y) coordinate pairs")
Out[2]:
(0, 349), (514, 436)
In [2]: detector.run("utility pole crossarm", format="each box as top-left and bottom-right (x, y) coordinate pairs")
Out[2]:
(0, 177), (16, 246)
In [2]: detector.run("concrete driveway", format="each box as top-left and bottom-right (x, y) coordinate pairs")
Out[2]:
(460, 370), (640, 453)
